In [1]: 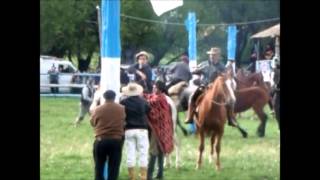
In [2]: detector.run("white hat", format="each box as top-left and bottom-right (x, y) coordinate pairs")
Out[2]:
(121, 83), (144, 96)
(135, 51), (149, 60)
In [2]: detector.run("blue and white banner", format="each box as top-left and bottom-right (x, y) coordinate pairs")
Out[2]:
(185, 12), (197, 71)
(150, 0), (183, 16)
(227, 25), (237, 61)
(100, 0), (121, 102)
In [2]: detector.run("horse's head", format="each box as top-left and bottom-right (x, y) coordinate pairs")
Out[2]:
(208, 75), (235, 105)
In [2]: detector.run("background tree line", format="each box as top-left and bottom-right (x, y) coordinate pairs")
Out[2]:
(40, 0), (279, 71)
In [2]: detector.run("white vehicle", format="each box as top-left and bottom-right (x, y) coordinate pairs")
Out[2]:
(40, 55), (78, 93)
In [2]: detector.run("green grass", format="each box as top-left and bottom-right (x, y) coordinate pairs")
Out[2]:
(41, 97), (280, 180)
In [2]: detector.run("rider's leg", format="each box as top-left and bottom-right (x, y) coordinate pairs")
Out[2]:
(185, 86), (205, 124)
(166, 78), (183, 93)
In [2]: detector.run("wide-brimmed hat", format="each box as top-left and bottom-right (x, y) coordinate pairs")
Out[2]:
(121, 83), (144, 96)
(135, 51), (149, 60)
(206, 47), (221, 55)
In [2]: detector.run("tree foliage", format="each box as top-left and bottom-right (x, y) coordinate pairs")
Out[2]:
(40, 0), (279, 69)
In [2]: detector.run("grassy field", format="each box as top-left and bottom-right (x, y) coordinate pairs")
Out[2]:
(40, 97), (280, 180)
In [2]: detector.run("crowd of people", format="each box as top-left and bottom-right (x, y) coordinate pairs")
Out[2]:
(69, 39), (280, 179)
(74, 46), (256, 180)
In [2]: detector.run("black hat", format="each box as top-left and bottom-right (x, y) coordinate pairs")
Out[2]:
(103, 90), (116, 100)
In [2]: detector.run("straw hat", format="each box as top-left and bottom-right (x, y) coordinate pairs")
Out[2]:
(206, 47), (221, 55)
(135, 51), (149, 60)
(121, 83), (144, 96)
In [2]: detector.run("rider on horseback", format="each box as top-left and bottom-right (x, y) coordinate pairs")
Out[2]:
(184, 47), (237, 126)
(165, 54), (192, 92)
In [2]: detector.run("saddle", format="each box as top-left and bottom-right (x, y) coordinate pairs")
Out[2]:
(191, 85), (207, 119)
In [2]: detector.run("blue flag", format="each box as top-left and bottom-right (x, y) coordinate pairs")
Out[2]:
(227, 25), (237, 61)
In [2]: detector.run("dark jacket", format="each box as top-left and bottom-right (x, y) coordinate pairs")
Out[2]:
(169, 62), (192, 82)
(90, 102), (126, 139)
(193, 60), (225, 85)
(120, 96), (150, 130)
(128, 63), (153, 93)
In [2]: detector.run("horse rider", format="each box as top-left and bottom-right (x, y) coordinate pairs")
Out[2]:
(184, 47), (237, 126)
(165, 54), (192, 92)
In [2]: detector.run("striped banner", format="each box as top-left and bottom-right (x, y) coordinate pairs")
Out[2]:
(185, 12), (197, 71)
(100, 0), (121, 102)
(227, 25), (237, 61)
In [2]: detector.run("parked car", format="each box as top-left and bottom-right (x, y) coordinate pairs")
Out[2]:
(40, 55), (78, 93)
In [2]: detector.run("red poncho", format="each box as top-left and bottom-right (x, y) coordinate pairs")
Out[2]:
(144, 93), (174, 154)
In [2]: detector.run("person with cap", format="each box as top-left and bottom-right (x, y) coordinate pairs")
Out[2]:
(184, 47), (237, 127)
(128, 51), (153, 93)
(165, 54), (192, 92)
(120, 83), (151, 180)
(90, 90), (126, 180)
(74, 78), (95, 126)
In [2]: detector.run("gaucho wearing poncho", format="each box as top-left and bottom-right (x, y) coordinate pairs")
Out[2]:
(144, 93), (174, 154)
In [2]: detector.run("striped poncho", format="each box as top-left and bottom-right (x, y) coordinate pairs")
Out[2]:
(144, 93), (174, 154)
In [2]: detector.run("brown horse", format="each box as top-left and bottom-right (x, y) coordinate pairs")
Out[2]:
(235, 68), (265, 89)
(194, 75), (232, 171)
(234, 86), (269, 137)
(231, 68), (273, 137)
(236, 68), (273, 110)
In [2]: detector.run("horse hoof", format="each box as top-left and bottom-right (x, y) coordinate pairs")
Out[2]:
(257, 132), (265, 138)
(242, 132), (248, 138)
(215, 166), (222, 172)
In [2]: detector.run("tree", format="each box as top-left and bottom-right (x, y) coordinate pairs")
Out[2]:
(40, 0), (279, 70)
(40, 0), (99, 71)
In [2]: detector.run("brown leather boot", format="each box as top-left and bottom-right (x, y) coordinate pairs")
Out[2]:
(128, 167), (135, 180)
(140, 167), (147, 180)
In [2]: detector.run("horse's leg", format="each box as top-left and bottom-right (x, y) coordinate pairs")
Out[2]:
(196, 130), (205, 170)
(215, 133), (223, 171)
(164, 154), (171, 168)
(173, 124), (181, 169)
(227, 115), (248, 138)
(253, 105), (268, 137)
(176, 113), (188, 136)
(209, 132), (216, 164)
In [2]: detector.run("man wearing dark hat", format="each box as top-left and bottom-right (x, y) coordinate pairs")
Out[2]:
(91, 90), (126, 180)
(185, 47), (237, 126)
(165, 54), (192, 92)
(128, 51), (153, 93)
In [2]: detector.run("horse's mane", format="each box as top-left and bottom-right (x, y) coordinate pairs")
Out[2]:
(206, 76), (225, 98)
